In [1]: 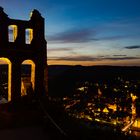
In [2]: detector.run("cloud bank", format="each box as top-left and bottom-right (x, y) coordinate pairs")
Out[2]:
(47, 28), (97, 43)
(124, 45), (140, 49)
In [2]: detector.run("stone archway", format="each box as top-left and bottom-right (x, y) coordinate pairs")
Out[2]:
(21, 59), (35, 96)
(0, 57), (12, 101)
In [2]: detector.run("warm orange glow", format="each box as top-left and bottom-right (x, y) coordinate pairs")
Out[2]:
(48, 59), (140, 66)
(103, 107), (109, 113)
(133, 118), (140, 128)
(21, 60), (35, 96)
(85, 115), (92, 121)
(77, 87), (85, 91)
(130, 93), (137, 115)
(98, 88), (102, 96)
(131, 93), (137, 102)
(108, 104), (117, 112)
(21, 79), (26, 96)
(132, 105), (136, 115)
(9, 25), (17, 42)
(65, 100), (80, 109)
(113, 120), (117, 125)
(95, 118), (100, 122)
(0, 58), (12, 101)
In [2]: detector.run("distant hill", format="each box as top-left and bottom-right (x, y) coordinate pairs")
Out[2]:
(48, 65), (140, 97)
(48, 65), (140, 80)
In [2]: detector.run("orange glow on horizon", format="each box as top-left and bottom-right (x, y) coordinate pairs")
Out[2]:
(48, 59), (140, 66)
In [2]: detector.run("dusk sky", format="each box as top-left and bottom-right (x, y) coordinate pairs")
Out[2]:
(0, 0), (140, 66)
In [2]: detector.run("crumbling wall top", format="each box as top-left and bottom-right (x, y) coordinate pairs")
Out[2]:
(30, 9), (44, 21)
(0, 7), (8, 21)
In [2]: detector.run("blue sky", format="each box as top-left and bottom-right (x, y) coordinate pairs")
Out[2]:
(1, 0), (140, 66)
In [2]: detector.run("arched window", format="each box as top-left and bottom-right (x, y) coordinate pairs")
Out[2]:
(21, 60), (35, 96)
(25, 28), (33, 44)
(0, 58), (12, 102)
(8, 25), (18, 42)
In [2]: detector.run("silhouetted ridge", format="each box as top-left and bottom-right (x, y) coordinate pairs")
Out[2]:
(49, 65), (140, 97)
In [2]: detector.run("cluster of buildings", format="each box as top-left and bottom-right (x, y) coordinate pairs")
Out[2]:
(63, 77), (140, 135)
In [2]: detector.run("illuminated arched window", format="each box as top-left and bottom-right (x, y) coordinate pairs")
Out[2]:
(21, 60), (35, 96)
(8, 25), (18, 42)
(25, 28), (33, 44)
(0, 58), (12, 102)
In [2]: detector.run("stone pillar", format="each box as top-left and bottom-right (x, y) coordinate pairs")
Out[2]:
(34, 61), (45, 97)
(0, 7), (8, 47)
(15, 25), (25, 46)
(11, 62), (21, 101)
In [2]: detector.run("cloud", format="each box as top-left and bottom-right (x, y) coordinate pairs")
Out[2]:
(124, 45), (140, 49)
(48, 56), (140, 62)
(106, 57), (140, 61)
(97, 35), (137, 41)
(49, 56), (97, 61)
(47, 27), (139, 45)
(113, 55), (127, 57)
(48, 47), (78, 55)
(47, 16), (140, 44)
(47, 28), (97, 43)
(48, 47), (73, 52)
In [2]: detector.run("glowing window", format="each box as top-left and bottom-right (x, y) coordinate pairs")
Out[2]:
(8, 25), (18, 42)
(25, 28), (33, 44)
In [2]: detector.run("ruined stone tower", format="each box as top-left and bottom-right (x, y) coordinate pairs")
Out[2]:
(0, 7), (47, 102)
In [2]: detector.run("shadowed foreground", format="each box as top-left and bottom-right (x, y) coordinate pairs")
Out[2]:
(0, 126), (50, 140)
(0, 97), (67, 140)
